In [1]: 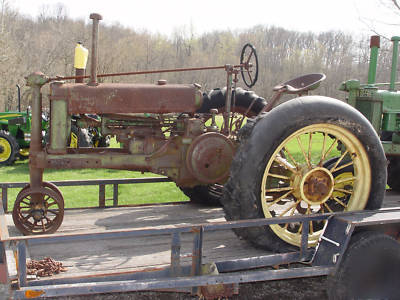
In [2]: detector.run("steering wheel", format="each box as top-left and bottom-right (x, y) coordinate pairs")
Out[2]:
(240, 43), (259, 88)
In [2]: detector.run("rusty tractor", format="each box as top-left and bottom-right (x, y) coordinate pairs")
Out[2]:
(13, 13), (386, 252)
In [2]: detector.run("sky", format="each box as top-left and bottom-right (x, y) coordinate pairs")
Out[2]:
(8, 0), (400, 38)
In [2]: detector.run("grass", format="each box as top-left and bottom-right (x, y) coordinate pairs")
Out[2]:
(1, 161), (189, 211)
(284, 132), (341, 165)
(1, 139), (188, 211)
(0, 128), (342, 211)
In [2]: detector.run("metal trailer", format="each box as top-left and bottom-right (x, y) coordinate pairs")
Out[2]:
(1, 184), (400, 299)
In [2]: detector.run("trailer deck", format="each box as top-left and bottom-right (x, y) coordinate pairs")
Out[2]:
(1, 187), (400, 299)
(7, 203), (271, 280)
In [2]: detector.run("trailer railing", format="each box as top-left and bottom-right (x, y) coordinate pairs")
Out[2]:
(1, 180), (400, 298)
(5, 211), (330, 298)
(0, 177), (172, 213)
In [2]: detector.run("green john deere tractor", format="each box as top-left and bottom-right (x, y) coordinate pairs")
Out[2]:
(340, 35), (400, 191)
(0, 85), (45, 165)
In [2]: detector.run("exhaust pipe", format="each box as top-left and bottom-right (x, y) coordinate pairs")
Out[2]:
(89, 13), (102, 86)
(16, 84), (21, 112)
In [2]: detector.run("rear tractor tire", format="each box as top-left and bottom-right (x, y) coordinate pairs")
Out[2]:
(0, 130), (19, 166)
(221, 96), (387, 252)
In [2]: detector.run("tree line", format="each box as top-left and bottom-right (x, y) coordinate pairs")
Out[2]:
(0, 2), (396, 111)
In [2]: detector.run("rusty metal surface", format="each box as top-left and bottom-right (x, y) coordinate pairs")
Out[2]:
(88, 13), (102, 86)
(12, 185), (64, 235)
(370, 35), (380, 48)
(47, 65), (243, 83)
(186, 132), (234, 184)
(50, 82), (202, 114)
(272, 73), (326, 94)
(18, 13), (260, 238)
(74, 69), (85, 84)
(27, 257), (67, 277)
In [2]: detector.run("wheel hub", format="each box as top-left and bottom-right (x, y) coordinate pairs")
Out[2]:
(31, 205), (45, 221)
(31, 208), (45, 221)
(300, 167), (334, 205)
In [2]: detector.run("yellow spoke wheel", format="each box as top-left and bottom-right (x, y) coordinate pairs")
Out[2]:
(261, 124), (370, 247)
(0, 137), (12, 162)
(0, 131), (19, 165)
(221, 97), (386, 252)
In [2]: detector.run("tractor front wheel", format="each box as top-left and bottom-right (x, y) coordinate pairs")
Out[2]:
(12, 183), (64, 235)
(0, 130), (19, 166)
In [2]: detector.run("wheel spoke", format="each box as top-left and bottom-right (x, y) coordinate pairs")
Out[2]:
(267, 173), (290, 180)
(247, 71), (253, 84)
(21, 200), (31, 206)
(333, 188), (353, 195)
(330, 150), (349, 172)
(265, 190), (293, 207)
(278, 200), (301, 217)
(47, 201), (58, 208)
(22, 213), (33, 221)
(266, 186), (293, 193)
(319, 133), (327, 165)
(335, 176), (356, 185)
(333, 197), (348, 208)
(297, 136), (311, 168)
(274, 156), (297, 174)
(283, 146), (299, 168)
(322, 138), (338, 162)
(323, 202), (334, 213)
(305, 204), (311, 215)
(47, 209), (60, 216)
(41, 219), (46, 232)
(332, 161), (354, 173)
(246, 49), (254, 64)
(297, 222), (303, 234)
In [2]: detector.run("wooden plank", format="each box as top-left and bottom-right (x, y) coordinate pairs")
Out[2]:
(4, 242), (17, 281)
(0, 210), (9, 241)
(13, 203), (266, 280)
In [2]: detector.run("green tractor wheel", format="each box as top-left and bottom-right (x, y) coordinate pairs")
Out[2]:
(18, 148), (30, 160)
(0, 130), (19, 166)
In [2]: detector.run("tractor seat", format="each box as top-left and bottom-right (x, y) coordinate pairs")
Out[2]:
(273, 73), (326, 94)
